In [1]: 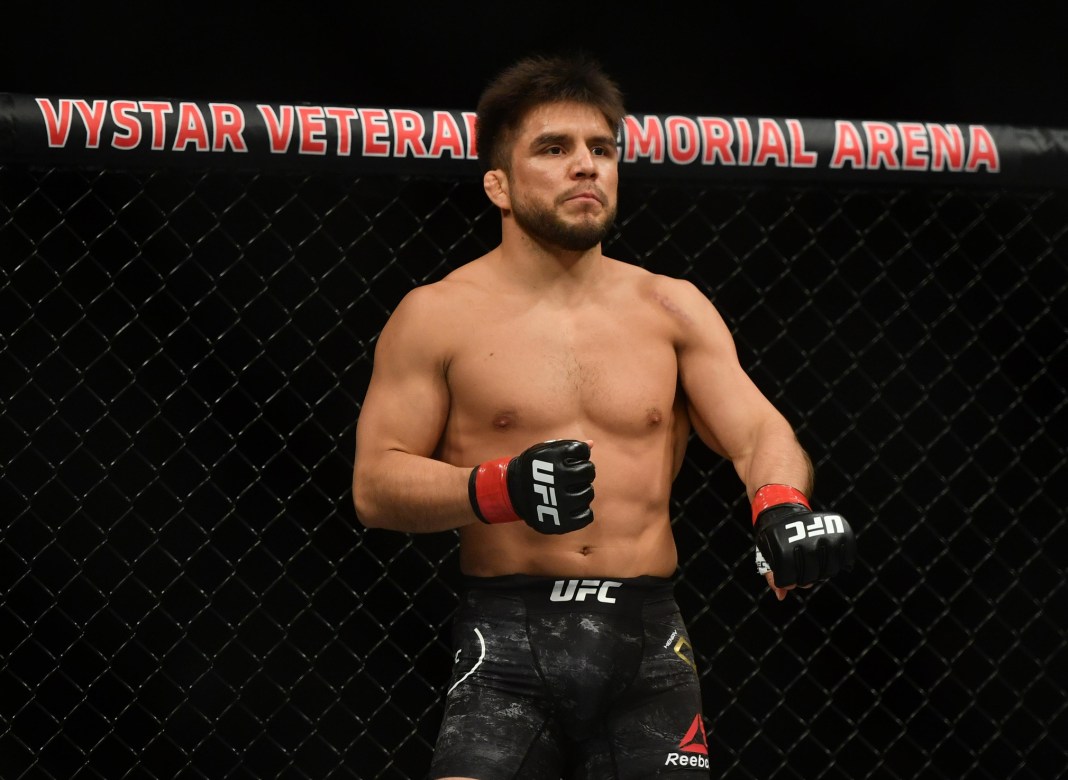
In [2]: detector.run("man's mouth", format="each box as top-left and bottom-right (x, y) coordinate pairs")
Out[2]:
(563, 189), (604, 205)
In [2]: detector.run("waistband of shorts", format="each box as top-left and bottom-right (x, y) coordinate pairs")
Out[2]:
(460, 573), (677, 613)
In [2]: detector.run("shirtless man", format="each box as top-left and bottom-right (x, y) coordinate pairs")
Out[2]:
(353, 55), (855, 780)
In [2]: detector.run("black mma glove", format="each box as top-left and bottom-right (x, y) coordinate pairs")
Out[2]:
(469, 439), (595, 535)
(752, 484), (856, 587)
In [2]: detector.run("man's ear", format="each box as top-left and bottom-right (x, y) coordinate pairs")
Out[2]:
(483, 169), (511, 211)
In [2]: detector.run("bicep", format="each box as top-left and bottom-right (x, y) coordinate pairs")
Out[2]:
(675, 285), (786, 460)
(355, 292), (451, 460)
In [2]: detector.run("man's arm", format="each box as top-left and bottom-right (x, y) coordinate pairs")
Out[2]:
(668, 278), (853, 597)
(352, 285), (475, 532)
(352, 284), (597, 536)
(669, 279), (810, 497)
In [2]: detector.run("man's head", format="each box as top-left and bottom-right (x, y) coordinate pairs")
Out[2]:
(476, 54), (625, 173)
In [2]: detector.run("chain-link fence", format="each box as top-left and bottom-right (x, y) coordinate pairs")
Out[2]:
(2, 153), (1066, 779)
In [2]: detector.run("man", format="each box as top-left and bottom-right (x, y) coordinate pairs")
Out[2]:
(353, 55), (855, 779)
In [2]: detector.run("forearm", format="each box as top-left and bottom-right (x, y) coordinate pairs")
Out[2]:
(735, 417), (813, 500)
(745, 418), (857, 591)
(353, 449), (477, 533)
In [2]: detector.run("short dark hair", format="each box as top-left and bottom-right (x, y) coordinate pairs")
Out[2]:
(475, 54), (626, 171)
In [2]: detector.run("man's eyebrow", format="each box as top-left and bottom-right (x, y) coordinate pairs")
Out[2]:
(529, 132), (617, 148)
(530, 132), (569, 148)
(587, 134), (617, 147)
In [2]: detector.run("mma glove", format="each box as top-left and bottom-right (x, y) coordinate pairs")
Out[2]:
(469, 439), (595, 535)
(752, 484), (857, 588)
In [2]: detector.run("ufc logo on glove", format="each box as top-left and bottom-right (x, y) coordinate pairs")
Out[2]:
(785, 514), (847, 542)
(531, 459), (559, 526)
(469, 440), (595, 535)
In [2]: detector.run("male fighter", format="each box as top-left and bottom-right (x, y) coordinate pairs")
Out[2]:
(353, 54), (856, 779)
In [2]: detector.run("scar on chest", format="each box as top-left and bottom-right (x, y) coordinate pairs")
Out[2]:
(654, 291), (692, 323)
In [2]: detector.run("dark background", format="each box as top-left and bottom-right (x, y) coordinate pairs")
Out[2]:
(4, 3), (1068, 127)
(3, 3), (1067, 779)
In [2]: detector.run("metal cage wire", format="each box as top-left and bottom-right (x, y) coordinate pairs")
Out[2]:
(1, 164), (1065, 779)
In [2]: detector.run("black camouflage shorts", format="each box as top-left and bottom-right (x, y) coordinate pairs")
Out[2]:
(429, 574), (710, 779)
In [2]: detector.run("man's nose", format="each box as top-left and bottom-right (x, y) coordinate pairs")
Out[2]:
(570, 147), (597, 177)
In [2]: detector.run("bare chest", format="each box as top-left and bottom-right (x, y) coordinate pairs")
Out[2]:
(445, 307), (679, 435)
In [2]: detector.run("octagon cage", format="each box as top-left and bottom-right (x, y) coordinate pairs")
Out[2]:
(1, 95), (1065, 779)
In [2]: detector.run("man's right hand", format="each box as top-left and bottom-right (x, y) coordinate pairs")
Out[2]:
(468, 440), (595, 534)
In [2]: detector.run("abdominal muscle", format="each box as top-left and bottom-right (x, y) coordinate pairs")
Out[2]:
(457, 510), (680, 578)
(437, 266), (693, 578)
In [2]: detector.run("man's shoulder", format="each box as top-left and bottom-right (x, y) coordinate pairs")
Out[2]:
(393, 279), (462, 321)
(601, 261), (724, 342)
(604, 258), (702, 300)
(389, 260), (490, 328)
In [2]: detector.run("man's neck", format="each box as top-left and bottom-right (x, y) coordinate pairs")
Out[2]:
(497, 226), (605, 291)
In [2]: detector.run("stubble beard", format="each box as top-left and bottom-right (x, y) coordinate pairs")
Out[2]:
(510, 192), (617, 253)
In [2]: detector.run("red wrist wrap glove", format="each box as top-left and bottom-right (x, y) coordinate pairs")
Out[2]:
(751, 483), (856, 587)
(751, 484), (811, 523)
(469, 457), (523, 525)
(468, 440), (595, 535)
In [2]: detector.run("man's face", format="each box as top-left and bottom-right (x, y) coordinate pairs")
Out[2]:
(503, 101), (619, 252)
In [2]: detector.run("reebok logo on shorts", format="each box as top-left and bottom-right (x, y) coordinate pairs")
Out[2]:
(664, 713), (709, 768)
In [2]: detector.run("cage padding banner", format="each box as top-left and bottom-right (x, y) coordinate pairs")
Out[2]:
(3, 92), (1068, 185)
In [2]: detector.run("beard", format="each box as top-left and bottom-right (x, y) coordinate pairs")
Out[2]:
(510, 190), (617, 252)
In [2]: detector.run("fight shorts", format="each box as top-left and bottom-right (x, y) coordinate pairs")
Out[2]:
(428, 574), (710, 779)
